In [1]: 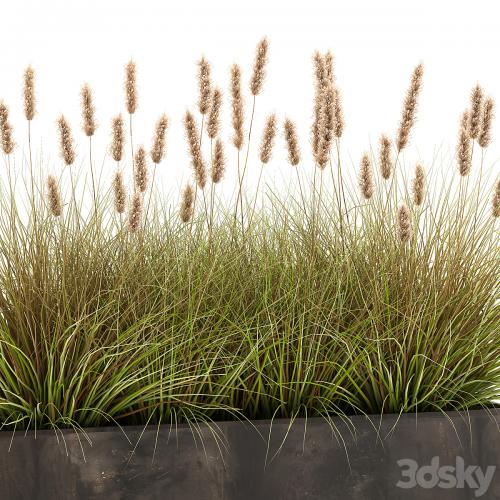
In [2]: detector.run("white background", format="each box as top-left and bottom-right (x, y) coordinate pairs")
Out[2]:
(1, 0), (500, 199)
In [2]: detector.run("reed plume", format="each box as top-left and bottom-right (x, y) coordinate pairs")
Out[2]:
(112, 170), (127, 214)
(80, 83), (96, 136)
(180, 184), (195, 223)
(230, 64), (245, 150)
(468, 84), (483, 140)
(283, 118), (301, 166)
(359, 153), (374, 200)
(211, 138), (226, 183)
(128, 192), (143, 232)
(324, 50), (334, 83)
(478, 97), (494, 148)
(412, 163), (425, 206)
(379, 135), (393, 180)
(198, 57), (212, 115)
(259, 113), (277, 164)
(125, 60), (138, 114)
(150, 114), (169, 164)
(184, 110), (207, 188)
(316, 83), (336, 169)
(493, 179), (500, 218)
(0, 101), (15, 155)
(397, 203), (413, 242)
(207, 88), (222, 139)
(457, 110), (472, 176)
(23, 66), (36, 121)
(396, 63), (424, 152)
(312, 52), (325, 161)
(57, 115), (75, 166)
(110, 114), (125, 162)
(249, 37), (269, 96)
(47, 175), (62, 217)
(333, 87), (344, 138)
(134, 145), (148, 193)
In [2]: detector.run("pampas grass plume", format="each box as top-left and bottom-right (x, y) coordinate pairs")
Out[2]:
(211, 138), (226, 183)
(180, 184), (195, 223)
(478, 97), (494, 148)
(412, 163), (425, 206)
(57, 115), (75, 166)
(198, 57), (212, 115)
(396, 63), (424, 152)
(134, 145), (148, 192)
(184, 110), (207, 188)
(283, 118), (300, 166)
(207, 88), (222, 139)
(379, 134), (393, 180)
(457, 110), (472, 176)
(113, 170), (127, 214)
(23, 66), (36, 121)
(469, 84), (483, 140)
(316, 83), (336, 169)
(80, 83), (96, 136)
(128, 192), (143, 232)
(359, 153), (374, 200)
(0, 101), (15, 155)
(47, 175), (62, 217)
(150, 114), (169, 164)
(397, 203), (413, 242)
(230, 64), (245, 150)
(259, 113), (277, 164)
(125, 60), (138, 114)
(250, 37), (269, 96)
(110, 114), (125, 162)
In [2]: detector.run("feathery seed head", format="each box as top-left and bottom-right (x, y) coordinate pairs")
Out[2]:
(197, 56), (212, 115)
(57, 115), (75, 166)
(207, 88), (222, 139)
(180, 184), (195, 223)
(0, 101), (15, 155)
(316, 83), (336, 169)
(112, 170), (127, 214)
(150, 114), (169, 164)
(184, 110), (207, 188)
(478, 97), (494, 148)
(284, 118), (301, 166)
(396, 63), (424, 152)
(359, 153), (374, 200)
(80, 83), (96, 136)
(469, 84), (483, 140)
(134, 145), (148, 192)
(124, 60), (138, 114)
(250, 37), (269, 96)
(128, 192), (143, 232)
(323, 50), (335, 84)
(397, 203), (413, 243)
(110, 114), (125, 162)
(333, 87), (344, 138)
(457, 110), (472, 176)
(23, 66), (36, 121)
(492, 180), (500, 218)
(230, 64), (245, 150)
(311, 51), (327, 160)
(47, 175), (62, 217)
(379, 134), (393, 180)
(259, 113), (277, 164)
(211, 138), (226, 184)
(412, 163), (425, 206)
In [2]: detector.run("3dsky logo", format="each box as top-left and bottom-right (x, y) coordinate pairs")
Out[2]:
(396, 456), (496, 497)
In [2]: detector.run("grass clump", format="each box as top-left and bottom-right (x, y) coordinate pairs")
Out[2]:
(0, 42), (499, 432)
